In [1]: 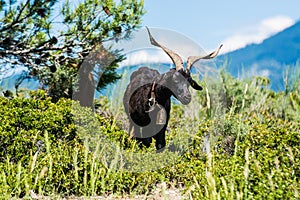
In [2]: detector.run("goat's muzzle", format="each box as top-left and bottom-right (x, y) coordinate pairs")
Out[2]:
(177, 93), (191, 105)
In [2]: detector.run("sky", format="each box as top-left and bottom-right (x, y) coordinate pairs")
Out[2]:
(2, 0), (300, 76)
(141, 0), (300, 53)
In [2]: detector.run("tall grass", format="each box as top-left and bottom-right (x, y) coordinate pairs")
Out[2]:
(0, 64), (300, 199)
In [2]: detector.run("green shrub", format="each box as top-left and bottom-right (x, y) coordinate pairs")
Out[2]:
(0, 90), (76, 163)
(0, 70), (299, 200)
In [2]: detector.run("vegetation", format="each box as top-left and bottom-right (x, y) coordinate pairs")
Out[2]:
(1, 1), (299, 199)
(0, 68), (299, 199)
(0, 0), (145, 102)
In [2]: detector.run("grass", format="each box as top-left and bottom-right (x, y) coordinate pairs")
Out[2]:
(0, 66), (300, 199)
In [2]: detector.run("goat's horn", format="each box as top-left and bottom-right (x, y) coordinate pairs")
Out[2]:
(186, 44), (223, 71)
(146, 26), (184, 71)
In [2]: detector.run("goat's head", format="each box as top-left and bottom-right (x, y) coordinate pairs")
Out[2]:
(157, 68), (198, 105)
(146, 27), (222, 105)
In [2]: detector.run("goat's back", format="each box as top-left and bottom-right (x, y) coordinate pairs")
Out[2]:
(130, 66), (160, 82)
(123, 67), (161, 115)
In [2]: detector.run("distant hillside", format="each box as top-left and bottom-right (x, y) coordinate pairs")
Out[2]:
(218, 20), (300, 90)
(2, 21), (300, 94)
(0, 69), (39, 95)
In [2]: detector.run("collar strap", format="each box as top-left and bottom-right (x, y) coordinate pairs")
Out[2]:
(146, 81), (156, 113)
(150, 81), (156, 100)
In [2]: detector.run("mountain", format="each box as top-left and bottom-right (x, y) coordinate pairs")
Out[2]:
(217, 20), (300, 90)
(0, 68), (39, 95)
(2, 21), (300, 94)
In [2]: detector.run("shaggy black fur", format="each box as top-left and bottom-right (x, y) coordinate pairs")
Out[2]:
(123, 66), (202, 151)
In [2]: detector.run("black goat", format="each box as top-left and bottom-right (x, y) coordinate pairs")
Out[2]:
(123, 27), (222, 151)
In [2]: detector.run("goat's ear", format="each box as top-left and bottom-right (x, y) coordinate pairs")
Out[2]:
(188, 78), (203, 90)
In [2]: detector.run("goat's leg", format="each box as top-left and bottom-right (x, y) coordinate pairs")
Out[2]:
(153, 125), (167, 151)
(136, 136), (152, 148)
(131, 125), (152, 148)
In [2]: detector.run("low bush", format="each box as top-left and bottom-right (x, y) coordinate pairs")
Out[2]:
(0, 71), (299, 199)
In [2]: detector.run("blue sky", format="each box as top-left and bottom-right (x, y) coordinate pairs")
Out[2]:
(141, 0), (300, 53)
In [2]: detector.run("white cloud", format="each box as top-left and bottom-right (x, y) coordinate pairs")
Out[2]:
(115, 27), (207, 67)
(221, 15), (295, 53)
(119, 48), (174, 67)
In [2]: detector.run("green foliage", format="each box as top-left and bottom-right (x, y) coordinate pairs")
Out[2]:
(290, 91), (300, 113)
(0, 67), (300, 199)
(0, 0), (145, 100)
(41, 65), (77, 102)
(0, 90), (76, 163)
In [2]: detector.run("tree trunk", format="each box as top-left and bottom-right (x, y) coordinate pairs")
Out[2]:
(73, 45), (115, 109)
(73, 66), (95, 108)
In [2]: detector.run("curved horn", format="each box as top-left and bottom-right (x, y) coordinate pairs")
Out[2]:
(146, 26), (184, 71)
(186, 44), (223, 71)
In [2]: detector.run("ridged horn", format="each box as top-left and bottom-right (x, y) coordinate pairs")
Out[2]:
(146, 26), (184, 71)
(186, 44), (223, 71)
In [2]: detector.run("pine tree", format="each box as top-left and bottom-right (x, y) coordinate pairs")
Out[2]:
(0, 0), (145, 104)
